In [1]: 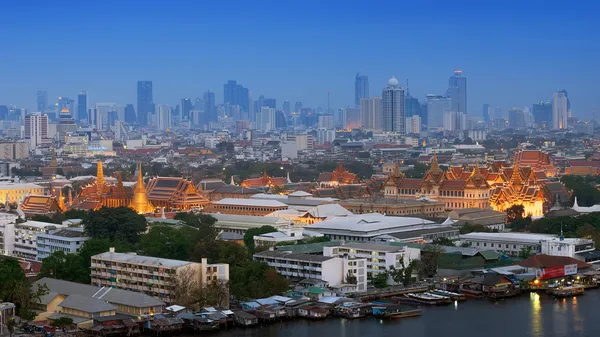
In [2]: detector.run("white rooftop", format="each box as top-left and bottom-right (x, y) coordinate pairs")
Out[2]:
(214, 198), (288, 208)
(288, 191), (312, 197)
(305, 204), (353, 218)
(92, 251), (195, 268)
(17, 220), (66, 230)
(0, 183), (44, 190)
(460, 232), (586, 244)
(307, 213), (438, 236)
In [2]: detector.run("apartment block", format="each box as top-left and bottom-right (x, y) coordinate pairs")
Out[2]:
(90, 250), (229, 305)
(37, 227), (90, 261)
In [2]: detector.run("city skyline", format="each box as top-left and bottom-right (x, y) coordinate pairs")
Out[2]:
(0, 1), (598, 117)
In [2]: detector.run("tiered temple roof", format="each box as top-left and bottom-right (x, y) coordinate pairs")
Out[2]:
(20, 195), (62, 216)
(240, 171), (288, 188)
(145, 176), (210, 210)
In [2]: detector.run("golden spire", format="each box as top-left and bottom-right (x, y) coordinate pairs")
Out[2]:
(510, 151), (523, 186)
(96, 159), (106, 196)
(57, 187), (66, 212)
(114, 171), (126, 199)
(431, 150), (440, 170)
(132, 162), (152, 214)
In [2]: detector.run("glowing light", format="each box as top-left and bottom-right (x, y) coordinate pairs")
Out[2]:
(533, 279), (540, 285)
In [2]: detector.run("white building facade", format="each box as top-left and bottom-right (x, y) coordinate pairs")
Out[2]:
(36, 227), (90, 261)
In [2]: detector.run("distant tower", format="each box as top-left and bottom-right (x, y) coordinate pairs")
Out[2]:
(137, 81), (154, 126)
(552, 90), (569, 130)
(381, 77), (405, 133)
(132, 162), (152, 214)
(354, 73), (369, 106)
(447, 70), (467, 114)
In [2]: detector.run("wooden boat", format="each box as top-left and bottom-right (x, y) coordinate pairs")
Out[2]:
(431, 289), (467, 301)
(396, 293), (452, 305)
(372, 305), (423, 319)
(547, 285), (584, 298)
(459, 289), (485, 299)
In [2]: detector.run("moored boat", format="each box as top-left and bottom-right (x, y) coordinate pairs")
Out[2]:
(396, 293), (452, 305)
(547, 285), (584, 298)
(431, 289), (467, 301)
(372, 305), (423, 319)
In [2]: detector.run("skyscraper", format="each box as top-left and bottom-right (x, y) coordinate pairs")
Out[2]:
(181, 98), (193, 121)
(282, 101), (291, 114)
(157, 105), (172, 131)
(223, 80), (249, 112)
(58, 97), (74, 116)
(36, 90), (48, 113)
(24, 113), (49, 149)
(508, 108), (526, 129)
(359, 97), (382, 130)
(426, 95), (452, 129)
(258, 107), (276, 131)
(447, 70), (467, 114)
(552, 91), (568, 130)
(381, 77), (404, 133)
(124, 104), (136, 124)
(137, 81), (153, 126)
(532, 101), (552, 128)
(294, 102), (302, 114)
(354, 73), (369, 106)
(346, 107), (360, 130)
(203, 91), (216, 123)
(77, 91), (87, 122)
(482, 104), (491, 122)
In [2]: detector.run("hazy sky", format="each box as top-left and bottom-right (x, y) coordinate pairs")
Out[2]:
(1, 0), (599, 118)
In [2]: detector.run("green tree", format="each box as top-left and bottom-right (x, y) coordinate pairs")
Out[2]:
(29, 215), (55, 223)
(40, 251), (89, 283)
(83, 207), (147, 244)
(0, 257), (48, 319)
(229, 261), (289, 301)
(243, 226), (278, 254)
(190, 241), (249, 267)
(139, 225), (195, 260)
(50, 317), (74, 330)
(519, 246), (534, 259)
(4, 317), (17, 337)
(506, 204), (525, 223)
(459, 223), (493, 234)
(174, 213), (218, 242)
(418, 245), (443, 278)
(370, 272), (388, 289)
(63, 209), (88, 220)
(78, 238), (135, 268)
(432, 237), (456, 246)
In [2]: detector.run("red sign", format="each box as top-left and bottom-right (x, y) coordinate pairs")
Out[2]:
(535, 264), (578, 280)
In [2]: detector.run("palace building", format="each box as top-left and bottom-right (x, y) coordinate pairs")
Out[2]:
(239, 171), (288, 189)
(145, 176), (210, 211)
(311, 161), (375, 199)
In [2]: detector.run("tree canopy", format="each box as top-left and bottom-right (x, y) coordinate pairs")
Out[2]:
(140, 225), (197, 260)
(83, 207), (147, 244)
(229, 261), (289, 301)
(174, 213), (218, 242)
(40, 251), (89, 283)
(243, 226), (278, 253)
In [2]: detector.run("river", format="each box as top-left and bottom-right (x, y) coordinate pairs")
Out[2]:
(209, 291), (599, 337)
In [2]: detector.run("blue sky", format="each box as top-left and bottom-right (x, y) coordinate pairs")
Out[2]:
(1, 0), (599, 117)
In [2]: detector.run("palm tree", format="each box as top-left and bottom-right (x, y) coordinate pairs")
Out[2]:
(4, 317), (17, 337)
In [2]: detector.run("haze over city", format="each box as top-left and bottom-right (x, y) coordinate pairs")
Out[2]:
(1, 0), (599, 116)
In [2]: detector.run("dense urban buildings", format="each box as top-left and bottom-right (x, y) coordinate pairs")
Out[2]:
(381, 77), (404, 134)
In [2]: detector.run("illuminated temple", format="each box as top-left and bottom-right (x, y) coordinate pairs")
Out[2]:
(240, 171), (288, 189)
(383, 150), (554, 216)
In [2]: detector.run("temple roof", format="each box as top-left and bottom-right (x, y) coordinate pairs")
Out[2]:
(145, 177), (210, 207)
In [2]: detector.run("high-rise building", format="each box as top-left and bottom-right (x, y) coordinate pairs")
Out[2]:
(355, 73), (369, 106)
(282, 101), (291, 115)
(334, 108), (347, 129)
(346, 107), (360, 130)
(294, 102), (302, 114)
(426, 95), (452, 129)
(532, 100), (552, 128)
(482, 104), (491, 122)
(157, 105), (172, 131)
(318, 115), (334, 129)
(223, 80), (250, 112)
(381, 77), (404, 134)
(95, 103), (118, 131)
(447, 70), (467, 114)
(136, 81), (153, 126)
(124, 104), (136, 124)
(404, 95), (420, 118)
(258, 107), (276, 131)
(58, 106), (77, 138)
(24, 113), (49, 149)
(203, 91), (216, 123)
(552, 91), (568, 130)
(58, 97), (75, 117)
(181, 98), (193, 121)
(0, 106), (8, 120)
(359, 97), (382, 130)
(405, 115), (421, 135)
(77, 91), (87, 123)
(494, 106), (503, 118)
(508, 108), (526, 129)
(36, 90), (48, 113)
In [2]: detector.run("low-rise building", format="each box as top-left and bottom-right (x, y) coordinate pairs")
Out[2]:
(446, 208), (506, 231)
(0, 302), (15, 335)
(460, 232), (597, 261)
(339, 198), (445, 217)
(203, 198), (288, 216)
(12, 221), (67, 260)
(306, 213), (459, 243)
(0, 183), (45, 204)
(323, 242), (421, 282)
(91, 249), (229, 305)
(36, 227), (90, 261)
(211, 213), (292, 235)
(253, 250), (367, 293)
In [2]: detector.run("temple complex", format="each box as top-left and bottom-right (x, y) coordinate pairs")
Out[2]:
(239, 171), (288, 189)
(145, 176), (210, 211)
(74, 160), (139, 211)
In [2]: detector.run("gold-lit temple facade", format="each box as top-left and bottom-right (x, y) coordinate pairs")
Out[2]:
(75, 160), (139, 211)
(240, 171), (288, 188)
(145, 176), (210, 211)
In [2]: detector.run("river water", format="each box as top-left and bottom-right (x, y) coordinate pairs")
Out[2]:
(210, 291), (599, 337)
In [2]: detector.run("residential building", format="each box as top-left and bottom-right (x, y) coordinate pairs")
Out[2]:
(156, 105), (172, 131)
(203, 91), (217, 123)
(31, 277), (164, 323)
(460, 232), (596, 261)
(447, 70), (467, 114)
(257, 107), (276, 131)
(12, 220), (67, 260)
(287, 134), (313, 151)
(405, 115), (421, 135)
(137, 80), (154, 126)
(316, 128), (335, 145)
(345, 107), (360, 129)
(24, 113), (49, 149)
(508, 108), (526, 129)
(318, 115), (334, 129)
(381, 77), (404, 133)
(323, 242), (421, 282)
(91, 249), (229, 305)
(552, 90), (568, 130)
(359, 97), (382, 130)
(354, 73), (369, 106)
(0, 212), (18, 255)
(482, 104), (491, 122)
(253, 250), (367, 293)
(0, 142), (29, 160)
(426, 95), (452, 129)
(36, 227), (90, 261)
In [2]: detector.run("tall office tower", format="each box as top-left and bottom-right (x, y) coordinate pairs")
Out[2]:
(58, 106), (76, 138)
(157, 105), (172, 131)
(405, 115), (422, 135)
(294, 102), (302, 114)
(124, 104), (136, 124)
(508, 108), (526, 129)
(447, 70), (467, 114)
(426, 94), (452, 129)
(334, 108), (347, 129)
(359, 97), (382, 130)
(346, 107), (361, 130)
(137, 81), (153, 126)
(95, 103), (118, 130)
(203, 91), (216, 123)
(354, 73), (369, 106)
(482, 104), (491, 122)
(552, 91), (568, 130)
(318, 115), (334, 129)
(494, 106), (503, 118)
(115, 120), (129, 143)
(419, 102), (428, 127)
(275, 111), (287, 128)
(258, 107), (276, 131)
(58, 97), (75, 116)
(263, 98), (276, 109)
(532, 100), (552, 128)
(76, 91), (87, 123)
(24, 113), (49, 149)
(223, 80), (249, 112)
(282, 101), (291, 115)
(381, 77), (404, 133)
(0, 106), (8, 120)
(181, 98), (193, 120)
(404, 95), (420, 118)
(36, 90), (48, 113)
